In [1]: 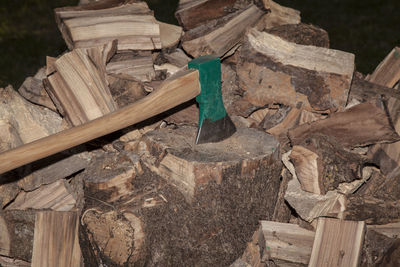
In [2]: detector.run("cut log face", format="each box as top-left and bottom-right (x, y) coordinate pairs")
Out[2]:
(45, 43), (118, 126)
(140, 125), (280, 201)
(181, 5), (265, 58)
(309, 218), (365, 267)
(55, 0), (161, 50)
(288, 101), (400, 148)
(237, 28), (355, 113)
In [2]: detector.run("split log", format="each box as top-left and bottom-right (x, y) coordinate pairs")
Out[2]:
(282, 152), (346, 223)
(258, 221), (315, 265)
(361, 228), (400, 267)
(368, 222), (400, 239)
(6, 179), (77, 211)
(54, 0), (161, 50)
(18, 76), (57, 112)
(289, 133), (364, 195)
(288, 101), (400, 148)
(348, 72), (400, 104)
(106, 51), (155, 82)
(181, 4), (265, 58)
(107, 75), (147, 108)
(158, 21), (183, 49)
(256, 0), (300, 30)
(344, 195), (400, 225)
(367, 47), (400, 88)
(0, 256), (30, 267)
(140, 125), (281, 201)
(175, 0), (239, 31)
(45, 42), (118, 126)
(308, 218), (365, 267)
(237, 28), (355, 113)
(266, 23), (329, 48)
(0, 86), (62, 144)
(163, 48), (192, 68)
(31, 211), (82, 267)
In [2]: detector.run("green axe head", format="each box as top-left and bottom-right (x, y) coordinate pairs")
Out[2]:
(188, 55), (236, 144)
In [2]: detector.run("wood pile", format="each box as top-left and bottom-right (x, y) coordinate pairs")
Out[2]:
(0, 0), (399, 266)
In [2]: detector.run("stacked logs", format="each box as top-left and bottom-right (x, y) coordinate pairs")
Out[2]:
(0, 0), (399, 266)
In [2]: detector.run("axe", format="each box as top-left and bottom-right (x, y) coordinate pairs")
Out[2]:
(0, 55), (236, 175)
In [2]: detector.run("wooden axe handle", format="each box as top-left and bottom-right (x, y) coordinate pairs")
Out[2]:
(0, 69), (200, 175)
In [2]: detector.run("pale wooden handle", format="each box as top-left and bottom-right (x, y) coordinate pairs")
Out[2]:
(0, 69), (200, 175)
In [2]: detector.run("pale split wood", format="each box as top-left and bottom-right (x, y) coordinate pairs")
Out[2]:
(55, 0), (161, 50)
(31, 211), (82, 267)
(260, 221), (315, 264)
(5, 180), (76, 211)
(0, 69), (200, 175)
(158, 21), (183, 49)
(367, 47), (400, 88)
(308, 218), (365, 267)
(256, 0), (301, 30)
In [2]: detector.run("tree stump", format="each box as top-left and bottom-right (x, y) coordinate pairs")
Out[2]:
(79, 125), (282, 266)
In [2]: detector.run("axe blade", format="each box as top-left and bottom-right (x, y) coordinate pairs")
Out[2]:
(188, 55), (236, 144)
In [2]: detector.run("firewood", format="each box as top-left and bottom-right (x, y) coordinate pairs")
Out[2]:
(106, 51), (155, 82)
(54, 0), (161, 50)
(107, 75), (147, 108)
(361, 228), (400, 267)
(5, 180), (76, 211)
(282, 152), (346, 222)
(140, 125), (281, 201)
(237, 28), (355, 113)
(45, 42), (118, 126)
(255, 0), (300, 30)
(31, 211), (82, 267)
(0, 256), (30, 267)
(289, 133), (364, 195)
(158, 21), (183, 49)
(0, 210), (36, 262)
(288, 101), (400, 148)
(258, 221), (315, 265)
(368, 222), (400, 239)
(367, 47), (400, 88)
(181, 5), (265, 58)
(18, 76), (57, 112)
(266, 23), (330, 48)
(163, 48), (192, 68)
(0, 86), (62, 144)
(79, 151), (143, 203)
(348, 72), (400, 105)
(175, 0), (240, 31)
(309, 218), (365, 267)
(344, 195), (400, 225)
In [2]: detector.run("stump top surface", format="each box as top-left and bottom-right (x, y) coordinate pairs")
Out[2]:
(144, 126), (279, 162)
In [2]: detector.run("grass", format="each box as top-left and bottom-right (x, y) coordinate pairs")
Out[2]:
(0, 0), (398, 89)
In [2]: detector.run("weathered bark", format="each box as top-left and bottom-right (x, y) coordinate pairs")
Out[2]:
(237, 28), (354, 113)
(80, 125), (283, 266)
(288, 101), (400, 148)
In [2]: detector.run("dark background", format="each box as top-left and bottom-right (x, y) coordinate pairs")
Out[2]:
(0, 0), (398, 89)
